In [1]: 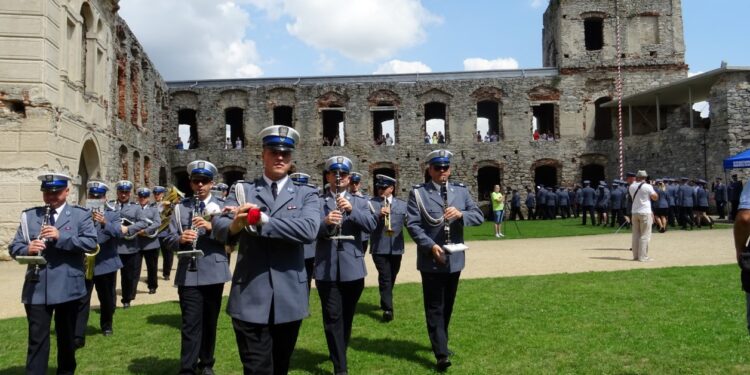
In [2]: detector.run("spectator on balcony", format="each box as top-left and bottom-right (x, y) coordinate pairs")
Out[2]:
(483, 134), (490, 143)
(431, 132), (438, 144)
(546, 131), (555, 141)
(177, 137), (184, 150)
(490, 133), (498, 142)
(476, 131), (482, 142)
(424, 132), (431, 144)
(437, 131), (445, 144)
(385, 133), (394, 146)
(235, 138), (243, 149)
(540, 132), (548, 141)
(533, 129), (540, 141)
(225, 137), (232, 150)
(374, 134), (384, 146)
(332, 135), (340, 147)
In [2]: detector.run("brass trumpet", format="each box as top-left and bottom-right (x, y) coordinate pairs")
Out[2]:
(383, 199), (394, 237)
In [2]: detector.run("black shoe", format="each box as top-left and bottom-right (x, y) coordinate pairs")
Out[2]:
(163, 275), (170, 281)
(73, 337), (85, 350)
(436, 356), (452, 372)
(201, 367), (215, 375)
(148, 288), (156, 294)
(383, 310), (394, 322)
(103, 329), (113, 337)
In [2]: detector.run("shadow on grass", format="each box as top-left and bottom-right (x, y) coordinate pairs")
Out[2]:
(350, 336), (433, 370)
(355, 302), (383, 323)
(146, 313), (181, 330)
(289, 348), (329, 375)
(128, 356), (179, 374)
(0, 366), (27, 374)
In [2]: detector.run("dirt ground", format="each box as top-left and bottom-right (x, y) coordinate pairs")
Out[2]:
(0, 228), (736, 319)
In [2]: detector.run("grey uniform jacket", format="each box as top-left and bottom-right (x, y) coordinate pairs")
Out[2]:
(667, 184), (678, 206)
(406, 182), (483, 274)
(166, 196), (231, 287)
(114, 202), (149, 255)
(714, 184), (727, 203)
(213, 178), (320, 325)
(136, 204), (161, 251)
(296, 183), (319, 260)
(596, 188), (610, 209)
(9, 205), (97, 305)
(581, 187), (596, 206)
(354, 192), (373, 243)
(93, 209), (124, 275)
(369, 196), (407, 255)
(546, 190), (557, 207)
(556, 190), (569, 206)
(696, 187), (709, 207)
(678, 185), (696, 207)
(537, 188), (547, 205)
(315, 191), (378, 282)
(610, 187), (624, 209)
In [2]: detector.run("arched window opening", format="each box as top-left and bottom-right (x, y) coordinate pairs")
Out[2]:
(534, 165), (557, 188)
(372, 106), (396, 146)
(80, 3), (94, 91)
(119, 145), (129, 180)
(581, 164), (605, 188)
(133, 151), (141, 185)
(477, 166), (502, 201)
(322, 109), (345, 146)
(225, 107), (245, 149)
(273, 106), (294, 127)
(584, 18), (604, 51)
(424, 102), (447, 144)
(594, 97), (613, 140)
(178, 109), (198, 149)
(476, 101), (500, 142)
(223, 171), (245, 189)
(532, 103), (558, 140)
(143, 156), (152, 185)
(158, 167), (167, 186)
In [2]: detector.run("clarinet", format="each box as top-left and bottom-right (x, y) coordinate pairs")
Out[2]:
(29, 205), (52, 282)
(187, 197), (202, 272)
(441, 181), (454, 248)
(329, 170), (355, 241)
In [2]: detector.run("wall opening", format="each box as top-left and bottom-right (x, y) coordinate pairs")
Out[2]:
(372, 167), (396, 195)
(581, 164), (605, 188)
(273, 106), (294, 127)
(174, 171), (191, 198)
(477, 166), (501, 201)
(158, 167), (167, 186)
(424, 102), (447, 144)
(178, 109), (198, 149)
(143, 156), (151, 186)
(77, 139), (100, 203)
(593, 97), (613, 140)
(532, 103), (557, 140)
(1, 99), (26, 118)
(80, 3), (94, 91)
(476, 101), (500, 142)
(372, 108), (396, 145)
(322, 109), (345, 146)
(534, 165), (557, 188)
(133, 151), (141, 185)
(119, 145), (128, 180)
(225, 107), (245, 149)
(223, 170), (245, 188)
(584, 18), (604, 51)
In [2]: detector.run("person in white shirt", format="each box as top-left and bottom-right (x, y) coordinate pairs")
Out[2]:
(628, 170), (658, 261)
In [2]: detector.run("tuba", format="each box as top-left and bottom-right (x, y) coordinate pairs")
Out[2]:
(157, 186), (185, 234)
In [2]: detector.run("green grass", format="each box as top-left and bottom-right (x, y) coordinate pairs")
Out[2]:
(0, 265), (748, 374)
(403, 217), (731, 242)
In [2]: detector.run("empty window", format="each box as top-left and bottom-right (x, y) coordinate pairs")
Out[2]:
(80, 3), (94, 91)
(424, 102), (447, 144)
(178, 109), (198, 149)
(372, 106), (396, 146)
(584, 18), (604, 51)
(476, 101), (500, 142)
(133, 151), (141, 185)
(322, 109), (345, 146)
(119, 145), (128, 180)
(534, 165), (557, 188)
(174, 171), (191, 197)
(225, 107), (245, 149)
(273, 106), (294, 127)
(223, 171), (245, 188)
(532, 104), (558, 140)
(593, 97), (613, 140)
(477, 166), (502, 201)
(158, 167), (167, 186)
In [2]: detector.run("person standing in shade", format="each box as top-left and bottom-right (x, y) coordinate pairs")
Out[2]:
(713, 177), (728, 220)
(167, 160), (231, 375)
(694, 179), (713, 228)
(678, 177), (696, 230)
(9, 173), (97, 374)
(315, 156), (377, 375)
(74, 181), (123, 349)
(369, 174), (407, 322)
(135, 187), (161, 294)
(580, 180), (596, 225)
(406, 150), (484, 372)
(733, 177), (750, 334)
(213, 126), (319, 374)
(525, 188), (536, 220)
(510, 189), (524, 221)
(114, 180), (149, 308)
(491, 185), (504, 237)
(609, 180), (625, 227)
(629, 170), (658, 262)
(290, 172), (318, 293)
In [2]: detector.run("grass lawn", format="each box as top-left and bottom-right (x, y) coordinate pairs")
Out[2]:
(0, 265), (748, 374)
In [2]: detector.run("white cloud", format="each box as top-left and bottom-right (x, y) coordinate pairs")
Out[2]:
(530, 0), (547, 8)
(373, 60), (432, 74)
(463, 57), (519, 71)
(119, 0), (263, 80)
(316, 53), (336, 73)
(250, 0), (441, 62)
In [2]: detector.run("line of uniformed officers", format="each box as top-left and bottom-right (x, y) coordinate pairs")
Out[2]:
(9, 125), (483, 375)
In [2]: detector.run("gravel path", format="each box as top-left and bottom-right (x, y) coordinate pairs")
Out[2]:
(0, 228), (735, 319)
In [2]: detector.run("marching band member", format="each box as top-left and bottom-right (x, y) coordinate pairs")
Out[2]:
(406, 150), (483, 371)
(74, 181), (123, 349)
(369, 174), (407, 322)
(135, 187), (161, 294)
(213, 126), (319, 374)
(315, 156), (377, 375)
(167, 160), (231, 375)
(114, 180), (149, 308)
(290, 172), (318, 293)
(9, 173), (97, 374)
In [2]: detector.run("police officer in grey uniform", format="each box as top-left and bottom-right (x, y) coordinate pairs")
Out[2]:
(713, 177), (728, 220)
(211, 182), (230, 199)
(349, 171), (372, 252)
(135, 187), (162, 294)
(557, 187), (570, 219)
(525, 188), (536, 220)
(609, 179), (625, 227)
(406, 150), (484, 371)
(167, 160), (231, 375)
(314, 156), (377, 375)
(9, 173), (98, 374)
(536, 185), (547, 219)
(596, 181), (610, 226)
(291, 172), (318, 292)
(74, 181), (123, 349)
(678, 177), (696, 230)
(369, 174), (407, 322)
(114, 180), (149, 308)
(581, 180), (596, 225)
(213, 126), (320, 374)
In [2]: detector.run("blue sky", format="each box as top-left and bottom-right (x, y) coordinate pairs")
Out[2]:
(119, 0), (748, 81)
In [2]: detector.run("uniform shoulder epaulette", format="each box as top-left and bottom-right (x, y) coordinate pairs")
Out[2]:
(71, 204), (88, 211)
(215, 197), (225, 203)
(412, 183), (424, 189)
(451, 181), (466, 188)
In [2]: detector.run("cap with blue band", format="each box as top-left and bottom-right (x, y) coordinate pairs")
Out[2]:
(38, 173), (71, 192)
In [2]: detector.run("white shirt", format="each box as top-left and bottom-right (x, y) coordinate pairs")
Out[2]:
(629, 181), (656, 214)
(739, 178), (750, 210)
(262, 174), (289, 193)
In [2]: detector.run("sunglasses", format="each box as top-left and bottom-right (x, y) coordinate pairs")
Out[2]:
(431, 165), (450, 171)
(190, 179), (212, 185)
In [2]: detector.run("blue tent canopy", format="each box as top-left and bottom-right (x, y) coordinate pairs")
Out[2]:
(724, 148), (750, 169)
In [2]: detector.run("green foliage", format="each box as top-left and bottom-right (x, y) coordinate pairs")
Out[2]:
(0, 265), (747, 374)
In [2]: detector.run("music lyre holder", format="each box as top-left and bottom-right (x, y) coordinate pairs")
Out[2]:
(176, 197), (204, 272)
(329, 167), (355, 241)
(441, 181), (468, 254)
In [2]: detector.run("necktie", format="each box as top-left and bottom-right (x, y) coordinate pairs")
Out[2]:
(48, 209), (56, 226)
(272, 182), (278, 200)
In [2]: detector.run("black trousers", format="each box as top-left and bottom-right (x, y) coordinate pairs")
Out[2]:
(372, 254), (403, 312)
(142, 249), (159, 290)
(305, 257), (314, 294)
(510, 206), (524, 220)
(178, 284), (224, 374)
(162, 245), (174, 278)
(526, 206), (534, 220)
(716, 201), (726, 219)
(420, 271), (460, 359)
(730, 200), (740, 221)
(316, 278), (365, 373)
(546, 205), (556, 219)
(581, 205), (596, 225)
(610, 209), (624, 227)
(232, 317), (302, 375)
(75, 271), (117, 340)
(119, 252), (142, 304)
(668, 206), (677, 226)
(679, 207), (694, 228)
(25, 300), (78, 375)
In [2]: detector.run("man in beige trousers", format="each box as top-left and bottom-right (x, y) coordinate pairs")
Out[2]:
(628, 170), (658, 261)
